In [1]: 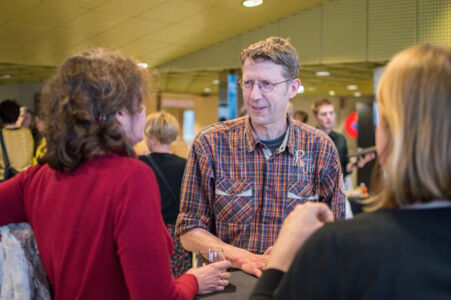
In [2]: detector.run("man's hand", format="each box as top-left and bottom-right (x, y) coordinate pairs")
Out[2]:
(266, 203), (334, 272)
(357, 152), (376, 168)
(225, 246), (272, 278)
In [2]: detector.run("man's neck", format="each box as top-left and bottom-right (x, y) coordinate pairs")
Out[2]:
(4, 124), (19, 129)
(251, 119), (288, 140)
(319, 127), (331, 134)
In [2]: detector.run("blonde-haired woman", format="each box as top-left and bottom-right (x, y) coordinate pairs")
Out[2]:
(139, 111), (192, 278)
(251, 44), (451, 299)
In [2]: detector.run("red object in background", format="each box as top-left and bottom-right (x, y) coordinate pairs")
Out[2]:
(345, 112), (358, 139)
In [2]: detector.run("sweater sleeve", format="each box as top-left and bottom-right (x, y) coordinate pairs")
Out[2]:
(0, 170), (28, 226)
(113, 165), (198, 300)
(249, 268), (285, 300)
(274, 226), (339, 300)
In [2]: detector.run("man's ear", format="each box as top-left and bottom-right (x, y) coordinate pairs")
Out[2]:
(288, 79), (301, 99)
(115, 108), (126, 125)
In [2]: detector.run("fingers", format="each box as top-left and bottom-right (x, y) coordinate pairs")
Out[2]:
(210, 260), (231, 270)
(253, 268), (263, 278)
(313, 203), (334, 222)
(221, 272), (232, 280)
(263, 246), (273, 255)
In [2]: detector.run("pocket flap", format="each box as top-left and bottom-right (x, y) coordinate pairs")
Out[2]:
(215, 178), (253, 196)
(287, 181), (316, 199)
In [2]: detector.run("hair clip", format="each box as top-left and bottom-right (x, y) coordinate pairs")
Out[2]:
(97, 114), (108, 123)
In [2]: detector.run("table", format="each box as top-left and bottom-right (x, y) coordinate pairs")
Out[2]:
(195, 270), (258, 300)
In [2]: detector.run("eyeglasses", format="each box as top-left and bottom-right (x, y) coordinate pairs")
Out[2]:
(238, 79), (290, 93)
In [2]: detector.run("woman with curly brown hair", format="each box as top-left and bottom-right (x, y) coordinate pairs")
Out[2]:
(0, 48), (230, 300)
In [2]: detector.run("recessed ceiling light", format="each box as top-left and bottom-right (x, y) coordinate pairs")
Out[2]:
(204, 87), (211, 93)
(347, 85), (358, 90)
(316, 71), (330, 76)
(137, 63), (148, 69)
(329, 90), (335, 96)
(212, 79), (219, 84)
(297, 85), (304, 94)
(354, 92), (361, 97)
(0, 74), (11, 79)
(241, 0), (263, 8)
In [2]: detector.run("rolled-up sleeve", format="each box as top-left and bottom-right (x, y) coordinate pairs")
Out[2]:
(0, 171), (27, 226)
(317, 136), (346, 219)
(176, 134), (215, 236)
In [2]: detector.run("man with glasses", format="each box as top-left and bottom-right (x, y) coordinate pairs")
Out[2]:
(176, 37), (345, 277)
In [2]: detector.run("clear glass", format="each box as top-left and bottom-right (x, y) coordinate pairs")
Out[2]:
(197, 248), (225, 267)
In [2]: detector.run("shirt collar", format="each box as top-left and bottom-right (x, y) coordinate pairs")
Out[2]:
(245, 115), (296, 155)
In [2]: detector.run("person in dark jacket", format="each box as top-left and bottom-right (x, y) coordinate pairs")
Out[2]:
(139, 111), (192, 278)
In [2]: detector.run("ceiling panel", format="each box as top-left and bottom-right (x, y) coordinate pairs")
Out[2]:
(0, 0), (386, 97)
(11, 2), (87, 28)
(95, 0), (167, 17)
(140, 0), (213, 23)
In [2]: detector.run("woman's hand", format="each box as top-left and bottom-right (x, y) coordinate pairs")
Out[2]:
(187, 260), (232, 295)
(266, 203), (334, 272)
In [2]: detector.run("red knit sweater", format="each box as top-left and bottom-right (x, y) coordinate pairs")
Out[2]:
(0, 153), (198, 299)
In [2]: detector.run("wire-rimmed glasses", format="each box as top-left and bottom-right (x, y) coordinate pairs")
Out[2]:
(239, 79), (290, 93)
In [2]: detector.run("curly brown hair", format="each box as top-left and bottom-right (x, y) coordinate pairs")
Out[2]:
(38, 48), (149, 172)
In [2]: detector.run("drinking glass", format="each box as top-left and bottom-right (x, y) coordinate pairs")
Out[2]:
(197, 248), (225, 267)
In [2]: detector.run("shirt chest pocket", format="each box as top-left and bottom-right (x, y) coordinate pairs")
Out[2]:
(214, 178), (255, 224)
(284, 181), (319, 217)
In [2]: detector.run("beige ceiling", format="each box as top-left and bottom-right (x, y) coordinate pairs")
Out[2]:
(0, 0), (381, 96)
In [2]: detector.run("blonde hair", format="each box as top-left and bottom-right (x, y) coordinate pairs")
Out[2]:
(144, 111), (179, 145)
(371, 44), (451, 209)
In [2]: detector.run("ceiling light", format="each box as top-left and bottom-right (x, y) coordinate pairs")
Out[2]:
(0, 74), (11, 79)
(329, 90), (335, 96)
(347, 85), (358, 90)
(316, 71), (330, 76)
(204, 87), (211, 93)
(212, 79), (219, 84)
(241, 0), (263, 7)
(297, 85), (304, 94)
(137, 63), (148, 69)
(354, 92), (361, 97)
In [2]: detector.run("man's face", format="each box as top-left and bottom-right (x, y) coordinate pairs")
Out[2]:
(315, 104), (335, 132)
(242, 59), (299, 134)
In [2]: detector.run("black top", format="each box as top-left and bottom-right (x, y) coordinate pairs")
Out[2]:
(328, 130), (349, 176)
(139, 152), (187, 224)
(250, 207), (451, 300)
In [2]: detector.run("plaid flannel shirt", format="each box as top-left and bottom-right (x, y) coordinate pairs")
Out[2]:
(176, 116), (345, 254)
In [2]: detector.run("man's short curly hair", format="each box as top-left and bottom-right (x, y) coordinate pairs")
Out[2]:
(240, 36), (300, 80)
(0, 99), (20, 124)
(38, 48), (149, 172)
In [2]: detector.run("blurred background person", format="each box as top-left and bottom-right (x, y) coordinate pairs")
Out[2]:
(139, 111), (192, 278)
(17, 106), (40, 150)
(293, 110), (308, 123)
(251, 43), (451, 299)
(17, 106), (34, 128)
(312, 98), (375, 180)
(0, 48), (230, 299)
(0, 99), (34, 181)
(32, 115), (47, 165)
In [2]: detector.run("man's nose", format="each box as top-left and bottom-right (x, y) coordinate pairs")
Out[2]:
(249, 82), (262, 99)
